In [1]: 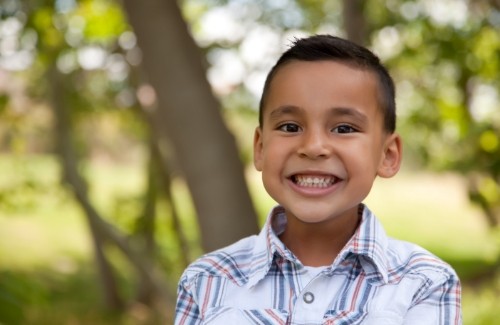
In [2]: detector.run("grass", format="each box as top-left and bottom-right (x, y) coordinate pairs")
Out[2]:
(366, 173), (499, 264)
(0, 154), (499, 324)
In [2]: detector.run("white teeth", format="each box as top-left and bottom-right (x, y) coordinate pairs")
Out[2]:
(294, 175), (335, 188)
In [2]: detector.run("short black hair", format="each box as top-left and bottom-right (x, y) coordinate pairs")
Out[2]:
(258, 35), (396, 133)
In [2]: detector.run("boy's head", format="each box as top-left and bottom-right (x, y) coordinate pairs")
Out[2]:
(253, 34), (402, 225)
(259, 35), (396, 133)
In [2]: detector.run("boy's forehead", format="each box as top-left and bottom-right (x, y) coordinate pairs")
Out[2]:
(265, 60), (379, 105)
(265, 60), (375, 99)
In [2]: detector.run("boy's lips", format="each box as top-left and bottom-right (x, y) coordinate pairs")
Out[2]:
(289, 173), (342, 189)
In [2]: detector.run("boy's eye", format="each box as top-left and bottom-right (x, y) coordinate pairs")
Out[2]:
(333, 124), (357, 134)
(278, 123), (301, 133)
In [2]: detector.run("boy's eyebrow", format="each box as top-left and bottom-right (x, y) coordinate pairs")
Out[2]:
(268, 105), (369, 124)
(268, 105), (301, 121)
(328, 107), (368, 124)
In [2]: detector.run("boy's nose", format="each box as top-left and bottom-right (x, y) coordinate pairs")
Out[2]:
(297, 130), (332, 159)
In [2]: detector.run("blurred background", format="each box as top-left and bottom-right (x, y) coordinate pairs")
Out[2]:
(0, 0), (499, 324)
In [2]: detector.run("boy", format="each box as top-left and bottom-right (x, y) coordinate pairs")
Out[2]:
(175, 35), (462, 324)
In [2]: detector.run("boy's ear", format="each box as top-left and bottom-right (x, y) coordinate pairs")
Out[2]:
(377, 133), (402, 178)
(253, 127), (264, 171)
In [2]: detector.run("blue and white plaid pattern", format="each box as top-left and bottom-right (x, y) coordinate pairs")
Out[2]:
(175, 205), (462, 324)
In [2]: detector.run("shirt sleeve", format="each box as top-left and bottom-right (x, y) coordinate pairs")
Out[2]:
(404, 271), (462, 324)
(174, 273), (202, 325)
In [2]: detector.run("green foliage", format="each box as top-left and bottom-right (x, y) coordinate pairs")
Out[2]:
(0, 272), (25, 325)
(0, 0), (144, 160)
(0, 155), (60, 213)
(31, 7), (63, 52)
(78, 0), (128, 42)
(381, 2), (500, 225)
(462, 272), (500, 325)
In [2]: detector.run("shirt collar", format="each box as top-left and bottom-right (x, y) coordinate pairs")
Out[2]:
(338, 205), (390, 283)
(247, 205), (390, 288)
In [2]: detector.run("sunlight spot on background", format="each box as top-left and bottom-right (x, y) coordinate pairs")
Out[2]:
(20, 29), (37, 51)
(55, 0), (77, 13)
(372, 26), (402, 60)
(137, 84), (157, 108)
(0, 34), (19, 56)
(115, 88), (136, 108)
(1, 16), (23, 36)
(470, 84), (499, 123)
(65, 15), (85, 47)
(268, 0), (290, 9)
(422, 0), (468, 27)
(244, 70), (267, 99)
(57, 50), (78, 73)
(118, 31), (137, 50)
(0, 50), (32, 70)
(0, 16), (34, 70)
(396, 80), (432, 120)
(207, 49), (246, 95)
(239, 25), (280, 68)
(400, 1), (421, 21)
(118, 30), (142, 66)
(239, 26), (283, 98)
(77, 45), (107, 70)
(197, 7), (245, 45)
(192, 2), (312, 100)
(68, 14), (85, 31)
(316, 24), (342, 37)
(105, 53), (129, 82)
(245, 29), (308, 99)
(240, 29), (310, 99)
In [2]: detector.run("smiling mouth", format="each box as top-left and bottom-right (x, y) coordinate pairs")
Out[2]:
(291, 175), (339, 188)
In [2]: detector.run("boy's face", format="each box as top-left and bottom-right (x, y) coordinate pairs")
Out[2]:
(254, 60), (401, 224)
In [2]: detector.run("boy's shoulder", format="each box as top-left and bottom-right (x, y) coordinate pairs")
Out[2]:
(383, 236), (459, 284)
(180, 234), (260, 287)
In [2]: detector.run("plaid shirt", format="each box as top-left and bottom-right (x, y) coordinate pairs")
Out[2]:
(175, 205), (462, 324)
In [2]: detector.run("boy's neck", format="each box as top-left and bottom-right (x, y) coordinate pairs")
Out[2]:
(279, 206), (361, 267)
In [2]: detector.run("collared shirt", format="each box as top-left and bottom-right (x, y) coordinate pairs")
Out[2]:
(175, 205), (462, 324)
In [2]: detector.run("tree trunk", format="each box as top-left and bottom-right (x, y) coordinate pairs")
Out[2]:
(49, 64), (124, 311)
(151, 140), (191, 268)
(121, 0), (260, 252)
(134, 144), (158, 305)
(49, 63), (172, 309)
(342, 0), (367, 45)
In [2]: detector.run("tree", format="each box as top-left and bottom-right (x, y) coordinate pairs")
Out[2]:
(121, 0), (259, 253)
(342, 0), (367, 45)
(0, 0), (260, 317)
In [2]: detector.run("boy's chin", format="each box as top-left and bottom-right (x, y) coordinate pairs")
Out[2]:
(284, 204), (360, 225)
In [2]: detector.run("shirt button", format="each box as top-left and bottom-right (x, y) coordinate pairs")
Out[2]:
(303, 291), (315, 304)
